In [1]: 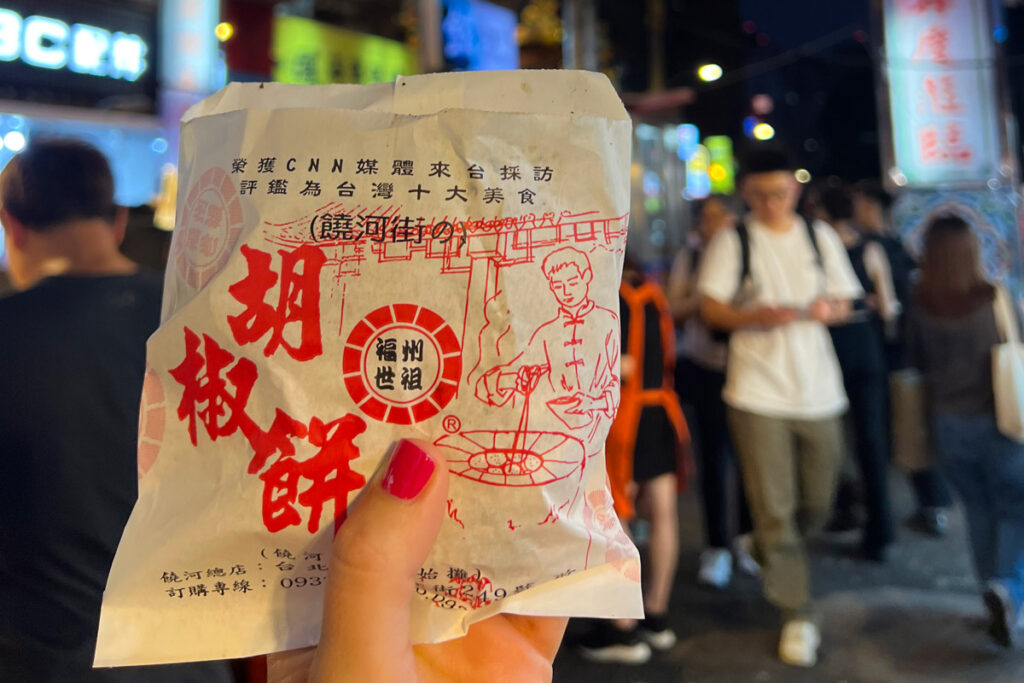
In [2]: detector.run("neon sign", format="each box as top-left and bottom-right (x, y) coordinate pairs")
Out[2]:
(0, 9), (147, 81)
(882, 0), (1001, 187)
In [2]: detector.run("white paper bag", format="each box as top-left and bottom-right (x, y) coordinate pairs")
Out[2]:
(95, 71), (642, 667)
(992, 285), (1024, 443)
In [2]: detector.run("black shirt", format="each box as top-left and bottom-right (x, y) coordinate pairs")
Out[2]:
(907, 296), (1007, 417)
(0, 272), (230, 681)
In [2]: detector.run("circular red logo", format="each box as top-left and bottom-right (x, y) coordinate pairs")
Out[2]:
(343, 304), (462, 424)
(174, 167), (244, 290)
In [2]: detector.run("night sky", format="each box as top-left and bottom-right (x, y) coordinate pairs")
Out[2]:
(742, 0), (877, 180)
(600, 0), (1024, 183)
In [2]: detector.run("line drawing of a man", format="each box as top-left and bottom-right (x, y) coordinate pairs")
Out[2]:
(475, 246), (620, 450)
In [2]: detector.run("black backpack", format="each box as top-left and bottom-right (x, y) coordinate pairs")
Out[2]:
(708, 214), (823, 341)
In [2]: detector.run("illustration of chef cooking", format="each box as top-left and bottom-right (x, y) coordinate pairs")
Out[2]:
(475, 246), (620, 452)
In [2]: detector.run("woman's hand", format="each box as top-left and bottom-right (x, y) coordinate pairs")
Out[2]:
(269, 440), (567, 683)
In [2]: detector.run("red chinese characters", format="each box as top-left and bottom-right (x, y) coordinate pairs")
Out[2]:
(922, 74), (962, 114)
(901, 1), (979, 168)
(913, 25), (950, 65)
(255, 414), (368, 533)
(169, 241), (366, 534)
(299, 416), (366, 531)
(170, 329), (260, 447)
(918, 122), (972, 163)
(172, 328), (367, 533)
(228, 243), (326, 361)
(901, 0), (951, 14)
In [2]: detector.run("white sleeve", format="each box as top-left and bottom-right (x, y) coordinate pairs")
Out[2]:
(863, 240), (902, 322)
(697, 228), (742, 303)
(665, 250), (691, 314)
(814, 221), (863, 300)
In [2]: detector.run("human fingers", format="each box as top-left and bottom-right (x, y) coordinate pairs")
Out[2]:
(778, 307), (800, 323)
(412, 615), (568, 683)
(756, 307), (789, 327)
(807, 298), (831, 322)
(309, 439), (449, 683)
(501, 615), (569, 662)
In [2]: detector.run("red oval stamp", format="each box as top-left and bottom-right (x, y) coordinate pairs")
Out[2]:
(174, 167), (245, 290)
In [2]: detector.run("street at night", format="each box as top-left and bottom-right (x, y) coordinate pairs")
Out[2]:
(556, 467), (1024, 682)
(3, 1), (1024, 681)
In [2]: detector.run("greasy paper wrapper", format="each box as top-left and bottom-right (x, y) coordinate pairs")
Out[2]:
(96, 71), (640, 666)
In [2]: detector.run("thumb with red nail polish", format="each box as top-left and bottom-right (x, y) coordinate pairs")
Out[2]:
(308, 439), (446, 682)
(272, 439), (566, 683)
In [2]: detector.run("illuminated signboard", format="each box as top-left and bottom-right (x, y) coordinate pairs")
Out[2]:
(160, 0), (220, 94)
(0, 0), (156, 109)
(676, 123), (699, 161)
(0, 9), (146, 80)
(442, 0), (519, 71)
(685, 144), (711, 201)
(705, 135), (735, 195)
(273, 16), (417, 85)
(882, 0), (1004, 187)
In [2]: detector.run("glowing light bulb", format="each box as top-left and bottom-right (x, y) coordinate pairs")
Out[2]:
(752, 122), (775, 141)
(697, 63), (723, 82)
(4, 131), (26, 152)
(215, 22), (234, 42)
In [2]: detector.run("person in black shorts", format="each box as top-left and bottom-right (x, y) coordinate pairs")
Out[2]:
(579, 258), (688, 665)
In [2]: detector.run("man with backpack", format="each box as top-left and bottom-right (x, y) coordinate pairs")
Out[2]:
(697, 147), (862, 667)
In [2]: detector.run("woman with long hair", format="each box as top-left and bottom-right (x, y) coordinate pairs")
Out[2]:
(907, 214), (1024, 648)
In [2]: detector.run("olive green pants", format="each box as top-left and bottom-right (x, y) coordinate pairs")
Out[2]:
(727, 406), (843, 621)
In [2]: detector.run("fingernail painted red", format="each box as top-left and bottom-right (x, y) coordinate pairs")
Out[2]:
(381, 440), (435, 500)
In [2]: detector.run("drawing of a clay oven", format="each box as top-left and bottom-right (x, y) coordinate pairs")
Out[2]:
(436, 430), (585, 487)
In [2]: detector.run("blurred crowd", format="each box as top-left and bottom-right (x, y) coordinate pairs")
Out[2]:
(2, 138), (1022, 680)
(579, 145), (1024, 669)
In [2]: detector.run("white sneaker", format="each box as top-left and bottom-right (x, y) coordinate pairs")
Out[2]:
(778, 620), (820, 667)
(638, 614), (677, 651)
(732, 534), (761, 578)
(577, 623), (652, 665)
(697, 547), (732, 588)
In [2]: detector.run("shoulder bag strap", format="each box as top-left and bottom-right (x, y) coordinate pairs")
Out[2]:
(735, 221), (751, 289)
(799, 213), (824, 270)
(799, 213), (828, 299)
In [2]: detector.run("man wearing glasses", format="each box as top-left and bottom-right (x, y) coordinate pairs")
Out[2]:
(697, 147), (862, 668)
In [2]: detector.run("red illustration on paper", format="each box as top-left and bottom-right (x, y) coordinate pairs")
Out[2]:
(137, 365), (166, 479)
(342, 304), (462, 425)
(439, 431), (585, 487)
(436, 247), (619, 491)
(583, 489), (640, 583)
(175, 167), (245, 290)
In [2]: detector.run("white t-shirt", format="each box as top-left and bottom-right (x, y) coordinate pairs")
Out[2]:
(697, 216), (863, 419)
(666, 248), (728, 370)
